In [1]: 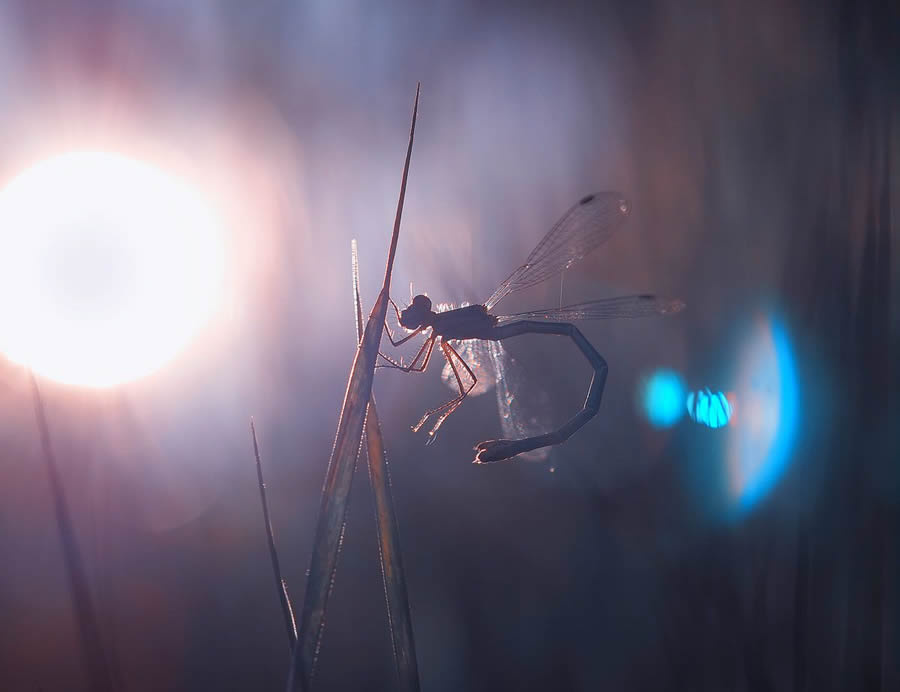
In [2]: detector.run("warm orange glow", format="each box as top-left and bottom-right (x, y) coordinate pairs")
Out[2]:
(0, 151), (228, 387)
(725, 391), (738, 424)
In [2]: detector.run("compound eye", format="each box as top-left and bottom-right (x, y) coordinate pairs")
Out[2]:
(412, 294), (432, 312)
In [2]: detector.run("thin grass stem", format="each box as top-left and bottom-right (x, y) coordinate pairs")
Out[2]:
(251, 418), (297, 652)
(29, 373), (114, 692)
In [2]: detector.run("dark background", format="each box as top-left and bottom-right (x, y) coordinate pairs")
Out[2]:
(0, 0), (896, 690)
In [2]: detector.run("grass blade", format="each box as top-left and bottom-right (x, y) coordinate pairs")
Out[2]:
(29, 373), (114, 692)
(353, 240), (421, 691)
(250, 418), (297, 652)
(288, 83), (419, 691)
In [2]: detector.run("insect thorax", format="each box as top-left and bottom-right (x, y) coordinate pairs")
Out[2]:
(432, 304), (497, 340)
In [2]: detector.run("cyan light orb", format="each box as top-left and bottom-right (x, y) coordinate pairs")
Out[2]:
(641, 369), (686, 428)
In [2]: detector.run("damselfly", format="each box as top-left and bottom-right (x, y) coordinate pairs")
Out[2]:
(378, 192), (684, 462)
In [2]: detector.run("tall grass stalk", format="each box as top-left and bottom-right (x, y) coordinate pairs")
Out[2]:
(287, 83), (419, 691)
(353, 239), (421, 691)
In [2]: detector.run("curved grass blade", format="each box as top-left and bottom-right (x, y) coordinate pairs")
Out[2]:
(353, 240), (421, 691)
(250, 418), (297, 652)
(288, 83), (419, 692)
(29, 373), (115, 692)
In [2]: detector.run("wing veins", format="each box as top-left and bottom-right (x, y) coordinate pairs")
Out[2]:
(496, 295), (685, 322)
(484, 192), (628, 310)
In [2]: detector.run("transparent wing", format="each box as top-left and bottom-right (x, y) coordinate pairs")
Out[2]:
(484, 192), (630, 310)
(488, 341), (552, 462)
(496, 294), (685, 322)
(440, 340), (552, 462)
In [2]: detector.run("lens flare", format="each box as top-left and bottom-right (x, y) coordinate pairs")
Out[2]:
(0, 151), (228, 387)
(640, 369), (686, 428)
(726, 314), (798, 512)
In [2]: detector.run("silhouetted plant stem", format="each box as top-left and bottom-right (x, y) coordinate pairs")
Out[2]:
(251, 418), (297, 652)
(29, 373), (114, 692)
(353, 240), (421, 691)
(287, 83), (419, 692)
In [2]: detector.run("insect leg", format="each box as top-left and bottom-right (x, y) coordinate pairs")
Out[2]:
(377, 333), (436, 372)
(384, 325), (424, 349)
(378, 335), (425, 370)
(411, 341), (477, 437)
(473, 320), (607, 463)
(378, 296), (429, 350)
(383, 297), (405, 344)
(423, 343), (478, 440)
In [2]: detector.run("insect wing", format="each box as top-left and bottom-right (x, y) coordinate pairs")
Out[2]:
(484, 192), (629, 310)
(439, 340), (553, 461)
(496, 295), (685, 323)
(487, 341), (552, 462)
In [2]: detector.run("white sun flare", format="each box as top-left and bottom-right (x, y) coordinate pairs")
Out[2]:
(0, 151), (227, 387)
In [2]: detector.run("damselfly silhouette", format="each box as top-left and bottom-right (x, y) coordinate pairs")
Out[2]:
(378, 192), (684, 462)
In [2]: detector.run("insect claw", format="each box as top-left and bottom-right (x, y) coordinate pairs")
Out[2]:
(473, 439), (518, 463)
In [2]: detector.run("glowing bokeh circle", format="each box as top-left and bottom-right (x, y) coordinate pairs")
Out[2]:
(641, 369), (686, 428)
(0, 151), (227, 387)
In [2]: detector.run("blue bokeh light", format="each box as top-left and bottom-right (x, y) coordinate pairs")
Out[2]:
(640, 314), (801, 521)
(726, 315), (799, 515)
(641, 369), (686, 428)
(687, 388), (733, 428)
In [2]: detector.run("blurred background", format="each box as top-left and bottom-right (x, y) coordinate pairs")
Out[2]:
(0, 0), (896, 689)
